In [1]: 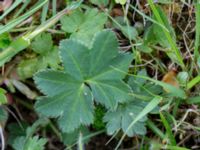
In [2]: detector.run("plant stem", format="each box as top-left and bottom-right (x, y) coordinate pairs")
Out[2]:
(194, 2), (200, 59)
(48, 120), (62, 140)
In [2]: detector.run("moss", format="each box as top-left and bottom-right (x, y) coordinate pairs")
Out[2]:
(93, 105), (106, 130)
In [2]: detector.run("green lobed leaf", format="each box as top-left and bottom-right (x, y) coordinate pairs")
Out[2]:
(128, 69), (162, 101)
(34, 30), (132, 133)
(31, 32), (53, 54)
(115, 96), (162, 150)
(104, 100), (147, 137)
(17, 58), (42, 79)
(8, 122), (28, 146)
(112, 16), (138, 41)
(43, 46), (60, 69)
(24, 136), (47, 150)
(11, 118), (48, 150)
(17, 33), (60, 79)
(13, 136), (47, 150)
(103, 69), (161, 137)
(12, 136), (26, 150)
(60, 8), (107, 46)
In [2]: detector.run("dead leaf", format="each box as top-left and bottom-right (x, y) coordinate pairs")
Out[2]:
(162, 69), (179, 92)
(111, 8), (124, 17)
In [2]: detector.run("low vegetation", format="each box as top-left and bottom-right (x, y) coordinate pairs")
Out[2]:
(0, 0), (200, 149)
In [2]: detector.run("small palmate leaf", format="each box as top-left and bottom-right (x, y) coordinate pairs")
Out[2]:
(18, 34), (60, 79)
(11, 118), (49, 150)
(13, 136), (47, 150)
(104, 100), (147, 137)
(17, 58), (42, 79)
(31, 32), (53, 54)
(60, 8), (107, 46)
(103, 69), (162, 137)
(25, 136), (47, 150)
(34, 30), (132, 132)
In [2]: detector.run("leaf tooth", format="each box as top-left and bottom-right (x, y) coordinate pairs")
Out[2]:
(33, 69), (67, 96)
(58, 38), (89, 65)
(58, 118), (81, 133)
(33, 69), (51, 96)
(90, 29), (119, 49)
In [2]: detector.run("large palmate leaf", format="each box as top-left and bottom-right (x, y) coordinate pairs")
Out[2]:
(60, 8), (107, 46)
(34, 30), (132, 133)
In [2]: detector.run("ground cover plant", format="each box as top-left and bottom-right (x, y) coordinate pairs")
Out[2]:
(0, 0), (200, 149)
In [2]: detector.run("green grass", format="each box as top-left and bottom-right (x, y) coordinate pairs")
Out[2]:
(0, 1), (83, 67)
(194, 3), (200, 60)
(160, 112), (176, 146)
(147, 0), (185, 69)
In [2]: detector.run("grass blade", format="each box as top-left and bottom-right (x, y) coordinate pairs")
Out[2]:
(130, 4), (169, 32)
(13, 0), (31, 18)
(186, 96), (200, 104)
(78, 133), (84, 150)
(52, 0), (57, 16)
(0, 0), (48, 35)
(160, 112), (176, 146)
(112, 66), (186, 99)
(0, 0), (83, 67)
(41, 0), (49, 24)
(147, 0), (185, 68)
(0, 0), (24, 20)
(187, 75), (200, 90)
(194, 3), (200, 59)
(147, 119), (165, 139)
(164, 145), (190, 150)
